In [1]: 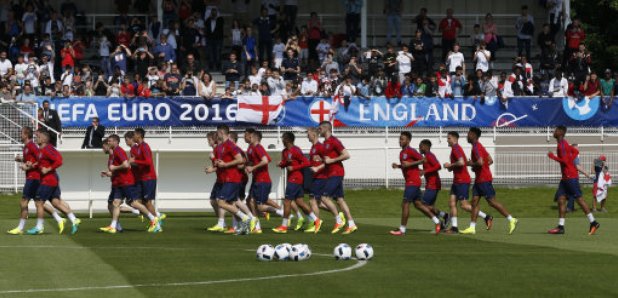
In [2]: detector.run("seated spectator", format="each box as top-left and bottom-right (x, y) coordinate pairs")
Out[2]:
(300, 71), (318, 96)
(580, 72), (601, 97)
(436, 68), (452, 98)
(267, 69), (285, 96)
(600, 69), (615, 109)
(16, 84), (36, 102)
(107, 82), (121, 97)
(357, 77), (371, 98)
(425, 74), (438, 97)
(121, 76), (136, 98)
(372, 69), (387, 96)
(150, 79), (166, 97)
(180, 71), (199, 96)
(540, 41), (560, 78)
(93, 74), (109, 96)
(344, 55), (363, 84)
(221, 87), (234, 99)
(385, 77), (401, 99)
(164, 63), (182, 95)
(463, 74), (481, 97)
(250, 83), (262, 96)
(451, 66), (466, 96)
(335, 76), (357, 108)
(413, 77), (427, 97)
(153, 35), (176, 63)
(549, 71), (568, 97)
(223, 53), (242, 90)
(400, 76), (415, 97)
(321, 53), (339, 76)
(199, 72), (217, 99)
(316, 37), (331, 65)
(479, 71), (497, 102)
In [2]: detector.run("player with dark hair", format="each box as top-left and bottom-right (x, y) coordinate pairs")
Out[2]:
(229, 131), (258, 234)
(547, 125), (600, 235)
(460, 127), (518, 235)
(205, 131), (228, 232)
(419, 139), (449, 230)
(390, 132), (442, 236)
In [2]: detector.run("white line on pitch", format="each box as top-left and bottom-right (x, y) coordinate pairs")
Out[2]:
(0, 251), (367, 294)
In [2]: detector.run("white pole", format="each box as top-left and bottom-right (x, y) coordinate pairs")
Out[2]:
(157, 0), (163, 27)
(384, 126), (389, 189)
(88, 151), (93, 218)
(13, 153), (18, 193)
(155, 151), (160, 212)
(361, 0), (367, 48)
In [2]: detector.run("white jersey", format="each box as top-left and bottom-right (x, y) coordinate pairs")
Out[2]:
(596, 172), (612, 202)
(447, 52), (465, 73)
(475, 50), (491, 72)
(396, 51), (412, 74)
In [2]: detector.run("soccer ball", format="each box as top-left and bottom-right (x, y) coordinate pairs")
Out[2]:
(274, 244), (291, 261)
(290, 243), (310, 261)
(333, 243), (352, 260)
(355, 243), (374, 260)
(256, 244), (275, 262)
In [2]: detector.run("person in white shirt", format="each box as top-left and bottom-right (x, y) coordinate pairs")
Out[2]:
(396, 44), (413, 84)
(446, 43), (465, 75)
(21, 4), (37, 36)
(24, 58), (40, 89)
(267, 70), (286, 96)
(272, 38), (286, 69)
(14, 56), (28, 85)
(0, 51), (12, 78)
(548, 71), (569, 97)
(316, 38), (331, 64)
(594, 166), (611, 212)
(60, 67), (74, 88)
(39, 55), (55, 84)
(473, 41), (491, 72)
(248, 66), (262, 86)
(301, 72), (318, 95)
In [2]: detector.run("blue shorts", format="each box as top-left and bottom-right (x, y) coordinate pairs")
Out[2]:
(555, 179), (582, 199)
(472, 182), (496, 200)
(110, 185), (139, 204)
(139, 179), (157, 201)
(35, 185), (61, 201)
(422, 189), (439, 206)
(403, 185), (422, 202)
(285, 182), (304, 200)
(210, 182), (222, 200)
(322, 176), (344, 199)
(217, 183), (240, 202)
(450, 183), (470, 201)
(251, 182), (272, 204)
(310, 179), (326, 200)
(23, 179), (40, 200)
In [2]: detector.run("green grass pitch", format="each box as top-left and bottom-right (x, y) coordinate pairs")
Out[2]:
(0, 187), (617, 297)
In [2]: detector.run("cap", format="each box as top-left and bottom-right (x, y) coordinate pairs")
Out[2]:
(600, 155), (607, 161)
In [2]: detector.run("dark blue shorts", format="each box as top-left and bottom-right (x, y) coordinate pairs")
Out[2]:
(251, 182), (272, 204)
(322, 176), (344, 199)
(239, 181), (248, 200)
(403, 185), (422, 202)
(472, 182), (496, 199)
(110, 185), (139, 204)
(210, 182), (222, 200)
(422, 189), (439, 206)
(140, 179), (157, 201)
(555, 179), (582, 199)
(35, 185), (61, 201)
(23, 179), (40, 200)
(450, 183), (470, 201)
(285, 182), (304, 200)
(310, 179), (326, 200)
(217, 183), (240, 202)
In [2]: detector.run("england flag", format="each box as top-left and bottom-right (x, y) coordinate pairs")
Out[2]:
(236, 95), (284, 125)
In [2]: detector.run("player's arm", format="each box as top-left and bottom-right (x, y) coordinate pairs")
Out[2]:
(311, 163), (325, 173)
(325, 148), (350, 164)
(218, 152), (243, 168)
(110, 160), (130, 172)
(547, 151), (568, 164)
(576, 164), (591, 178)
(247, 155), (269, 173)
(289, 150), (310, 171)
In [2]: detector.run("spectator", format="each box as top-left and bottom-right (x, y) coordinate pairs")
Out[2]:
(164, 63), (182, 95)
(16, 84), (36, 102)
(316, 37), (331, 65)
(321, 52), (340, 75)
(14, 55), (27, 86)
(425, 74), (438, 97)
(471, 24), (484, 54)
(384, 0), (403, 45)
(180, 71), (200, 96)
(283, 0), (299, 35)
(364, 49), (383, 78)
(410, 30), (427, 76)
(243, 26), (258, 76)
(223, 53), (243, 90)
(298, 26), (309, 65)
(483, 13), (499, 61)
(413, 77), (426, 96)
(267, 69), (286, 96)
(438, 8), (461, 61)
(342, 0), (363, 42)
(446, 43), (464, 75)
(451, 66), (466, 97)
(121, 76), (136, 98)
(301, 71), (318, 96)
(153, 35), (176, 63)
(539, 41), (560, 78)
(344, 56), (362, 84)
(547, 0), (563, 39)
(182, 54), (201, 77)
(41, 100), (62, 146)
(307, 12), (322, 64)
(479, 71), (497, 101)
(400, 76), (415, 97)
(515, 5), (534, 60)
(600, 69), (615, 109)
(538, 23), (554, 56)
(580, 72), (601, 97)
(254, 8), (275, 64)
(474, 41), (491, 73)
(273, 37), (286, 69)
(436, 67), (452, 98)
(0, 51), (12, 78)
(44, 12), (64, 41)
(82, 117), (105, 149)
(97, 36), (112, 78)
(133, 48), (154, 79)
(396, 44), (413, 84)
(281, 49), (301, 81)
(549, 71), (568, 97)
(414, 7), (436, 31)
(463, 74), (481, 97)
(564, 18), (585, 66)
(205, 8), (224, 71)
(372, 69), (387, 96)
(568, 43), (591, 85)
(111, 45), (132, 76)
(199, 72), (217, 99)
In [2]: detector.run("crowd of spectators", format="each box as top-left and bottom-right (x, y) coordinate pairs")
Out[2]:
(0, 0), (614, 110)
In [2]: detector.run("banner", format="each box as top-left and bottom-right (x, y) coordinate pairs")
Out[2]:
(36, 96), (618, 127)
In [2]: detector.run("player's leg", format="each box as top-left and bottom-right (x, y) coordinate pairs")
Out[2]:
(568, 179), (600, 234)
(27, 186), (50, 234)
(393, 200), (410, 236)
(217, 183), (250, 234)
(272, 198), (292, 233)
(592, 194), (598, 211)
(49, 190), (80, 234)
(235, 199), (257, 233)
(9, 180), (38, 234)
(549, 180), (568, 234)
(459, 184), (493, 230)
(447, 188), (459, 233)
(127, 190), (158, 232)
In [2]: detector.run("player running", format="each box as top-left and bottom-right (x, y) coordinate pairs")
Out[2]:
(460, 127), (518, 235)
(418, 139), (449, 231)
(306, 127), (344, 233)
(229, 131), (258, 234)
(7, 127), (67, 235)
(272, 132), (323, 234)
(318, 121), (358, 234)
(390, 132), (442, 236)
(205, 131), (228, 232)
(547, 125), (600, 235)
(443, 131), (492, 234)
(99, 135), (160, 234)
(27, 130), (81, 235)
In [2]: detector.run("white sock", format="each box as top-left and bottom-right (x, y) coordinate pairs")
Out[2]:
(116, 222), (123, 230)
(275, 209), (284, 217)
(348, 219), (356, 227)
(478, 211), (487, 219)
(67, 213), (77, 223)
(470, 222), (476, 228)
(51, 211), (63, 223)
(308, 212), (317, 221)
(506, 215), (513, 221)
(438, 211), (446, 217)
(147, 213), (155, 221)
(558, 218), (565, 226)
(335, 215), (343, 224)
(235, 211), (248, 221)
(451, 217), (458, 227)
(399, 225), (406, 233)
(232, 216), (238, 229)
(18, 218), (26, 230)
(431, 216), (440, 224)
(131, 209), (140, 215)
(36, 218), (44, 229)
(111, 219), (118, 228)
(282, 218), (289, 227)
(256, 220), (262, 230)
(217, 218), (225, 227)
(586, 213), (595, 223)
(156, 212), (162, 217)
(296, 210), (303, 219)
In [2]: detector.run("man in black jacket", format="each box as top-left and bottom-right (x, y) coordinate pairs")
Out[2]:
(82, 117), (105, 149)
(41, 100), (62, 147)
(205, 8), (224, 71)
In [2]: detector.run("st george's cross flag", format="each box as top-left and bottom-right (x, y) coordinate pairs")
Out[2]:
(236, 95), (284, 125)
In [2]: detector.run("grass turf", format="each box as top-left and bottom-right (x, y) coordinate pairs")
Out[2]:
(0, 187), (617, 297)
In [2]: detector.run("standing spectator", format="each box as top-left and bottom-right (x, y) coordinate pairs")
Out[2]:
(0, 51), (12, 78)
(564, 18), (585, 66)
(133, 49), (154, 79)
(539, 41), (560, 78)
(243, 26), (258, 77)
(473, 41), (491, 73)
(383, 44), (398, 82)
(120, 76), (136, 98)
(451, 66), (466, 97)
(254, 8), (275, 64)
(568, 43), (591, 86)
(515, 5), (534, 60)
(396, 44), (413, 84)
(438, 8), (461, 61)
(298, 26), (310, 65)
(284, 0), (298, 35)
(182, 54), (201, 76)
(223, 53), (243, 90)
(153, 35), (176, 63)
(97, 36), (112, 79)
(342, 0), (363, 42)
(384, 0), (403, 46)
(81, 117), (105, 149)
(483, 13), (499, 61)
(60, 42), (75, 71)
(600, 69), (615, 109)
(39, 55), (55, 85)
(41, 100), (62, 146)
(307, 12), (322, 64)
(272, 37), (286, 69)
(316, 37), (331, 65)
(281, 49), (300, 82)
(261, 0), (280, 22)
(44, 12), (64, 42)
(547, 0), (563, 39)
(301, 71), (318, 95)
(205, 8), (224, 71)
(365, 48), (383, 78)
(322, 53), (340, 75)
(163, 63), (182, 95)
(111, 45), (131, 76)
(548, 71), (568, 97)
(414, 7), (436, 31)
(21, 3), (37, 40)
(537, 23), (554, 56)
(446, 43), (465, 75)
(230, 19), (243, 58)
(116, 24), (132, 48)
(344, 56), (363, 84)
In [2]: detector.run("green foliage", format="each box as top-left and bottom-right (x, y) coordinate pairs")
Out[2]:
(572, 0), (618, 71)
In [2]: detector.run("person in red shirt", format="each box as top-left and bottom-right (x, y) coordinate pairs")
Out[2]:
(121, 76), (136, 98)
(443, 131), (490, 234)
(306, 127), (343, 233)
(116, 24), (132, 48)
(390, 132), (442, 236)
(547, 126), (600, 235)
(99, 134), (158, 234)
(460, 127), (518, 235)
(438, 8), (461, 61)
(564, 18), (585, 63)
(318, 121), (358, 234)
(136, 79), (152, 97)
(60, 41), (75, 70)
(205, 131), (227, 232)
(230, 131), (258, 234)
(272, 132), (321, 234)
(579, 72), (601, 97)
(419, 139), (449, 228)
(28, 130), (81, 235)
(7, 127), (66, 235)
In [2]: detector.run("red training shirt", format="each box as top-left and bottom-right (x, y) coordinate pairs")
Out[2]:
(548, 138), (579, 180)
(247, 143), (272, 183)
(214, 139), (243, 183)
(279, 145), (310, 184)
(422, 151), (442, 190)
(450, 143), (471, 184)
(322, 136), (346, 177)
(23, 140), (40, 180)
(399, 146), (424, 187)
(37, 145), (62, 187)
(133, 142), (157, 181)
(310, 142), (328, 179)
(470, 142), (493, 184)
(110, 146), (135, 187)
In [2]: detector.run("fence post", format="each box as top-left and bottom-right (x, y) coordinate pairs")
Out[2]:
(601, 126), (605, 142)
(493, 126), (497, 143)
(13, 153), (18, 193)
(155, 151), (160, 212)
(168, 126), (172, 144)
(385, 126), (389, 189)
(88, 150), (93, 218)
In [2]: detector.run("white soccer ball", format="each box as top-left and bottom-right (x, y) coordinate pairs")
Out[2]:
(274, 244), (291, 261)
(256, 244), (275, 262)
(290, 243), (310, 261)
(354, 243), (374, 260)
(333, 243), (352, 260)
